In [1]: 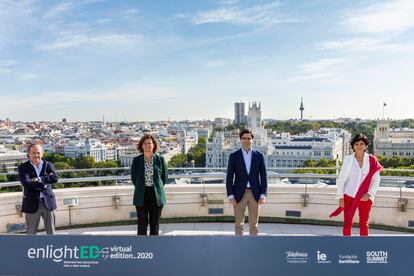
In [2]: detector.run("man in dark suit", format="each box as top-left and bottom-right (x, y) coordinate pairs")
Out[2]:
(226, 129), (268, 235)
(18, 144), (58, 234)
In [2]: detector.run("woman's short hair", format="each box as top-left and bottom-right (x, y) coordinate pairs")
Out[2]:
(239, 129), (254, 139)
(350, 133), (370, 150)
(137, 134), (159, 153)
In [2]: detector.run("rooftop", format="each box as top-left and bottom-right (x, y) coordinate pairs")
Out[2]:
(48, 223), (414, 236)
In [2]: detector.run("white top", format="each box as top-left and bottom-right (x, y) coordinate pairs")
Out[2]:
(30, 160), (45, 199)
(336, 152), (381, 199)
(242, 148), (252, 188)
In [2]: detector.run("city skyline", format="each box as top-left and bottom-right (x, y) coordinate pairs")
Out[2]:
(1, 0), (414, 121)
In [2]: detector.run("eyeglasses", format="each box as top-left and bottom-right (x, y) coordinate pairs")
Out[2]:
(241, 137), (252, 140)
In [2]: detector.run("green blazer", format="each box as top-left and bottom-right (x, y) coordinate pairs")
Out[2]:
(131, 154), (168, 207)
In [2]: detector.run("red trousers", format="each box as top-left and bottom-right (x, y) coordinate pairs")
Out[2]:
(343, 194), (373, 236)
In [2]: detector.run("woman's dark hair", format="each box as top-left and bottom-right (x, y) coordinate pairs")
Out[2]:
(350, 133), (370, 151)
(239, 129), (254, 139)
(137, 134), (158, 153)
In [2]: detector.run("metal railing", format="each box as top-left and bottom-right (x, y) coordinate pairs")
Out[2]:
(1, 167), (413, 217)
(2, 166), (414, 189)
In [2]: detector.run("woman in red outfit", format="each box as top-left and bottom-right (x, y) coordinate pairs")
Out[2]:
(331, 134), (382, 236)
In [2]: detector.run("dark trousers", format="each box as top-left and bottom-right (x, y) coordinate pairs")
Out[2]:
(136, 186), (163, 235)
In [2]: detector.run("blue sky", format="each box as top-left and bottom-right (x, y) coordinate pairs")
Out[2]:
(1, 0), (414, 121)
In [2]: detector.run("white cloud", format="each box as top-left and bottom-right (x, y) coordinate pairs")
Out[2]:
(316, 1), (414, 58)
(342, 0), (414, 34)
(0, 0), (37, 47)
(217, 0), (239, 5)
(37, 32), (146, 50)
(0, 78), (241, 121)
(0, 82), (186, 116)
(202, 56), (267, 69)
(19, 73), (51, 81)
(318, 37), (414, 54)
(0, 59), (17, 75)
(205, 59), (226, 68)
(44, 2), (74, 18)
(287, 58), (348, 82)
(44, 0), (108, 18)
(190, 2), (296, 27)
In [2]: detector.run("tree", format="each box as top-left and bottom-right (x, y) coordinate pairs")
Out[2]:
(294, 158), (338, 174)
(0, 175), (7, 183)
(169, 154), (187, 168)
(53, 161), (71, 170)
(187, 137), (207, 167)
(96, 160), (119, 168)
(75, 156), (96, 169)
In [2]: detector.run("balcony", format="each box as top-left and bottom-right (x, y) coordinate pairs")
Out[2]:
(1, 167), (414, 234)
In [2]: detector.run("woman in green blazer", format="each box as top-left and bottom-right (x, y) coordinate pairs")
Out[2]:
(131, 134), (168, 235)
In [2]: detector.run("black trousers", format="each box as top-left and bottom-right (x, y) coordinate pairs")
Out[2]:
(136, 186), (163, 235)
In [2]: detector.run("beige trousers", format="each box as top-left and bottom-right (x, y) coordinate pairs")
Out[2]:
(233, 189), (260, 236)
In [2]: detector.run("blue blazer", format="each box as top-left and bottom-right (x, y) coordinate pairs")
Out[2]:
(18, 160), (58, 213)
(226, 149), (268, 203)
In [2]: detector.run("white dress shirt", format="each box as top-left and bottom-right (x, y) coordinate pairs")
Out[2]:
(336, 152), (381, 200)
(242, 148), (252, 188)
(30, 160), (46, 199)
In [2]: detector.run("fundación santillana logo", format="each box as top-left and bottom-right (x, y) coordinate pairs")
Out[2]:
(338, 254), (360, 264)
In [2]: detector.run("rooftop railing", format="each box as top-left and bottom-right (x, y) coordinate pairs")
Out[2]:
(1, 167), (414, 190)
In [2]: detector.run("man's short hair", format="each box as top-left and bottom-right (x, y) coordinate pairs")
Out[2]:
(27, 143), (43, 153)
(239, 129), (254, 139)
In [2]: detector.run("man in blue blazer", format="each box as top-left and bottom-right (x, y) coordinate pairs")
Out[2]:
(18, 144), (58, 234)
(226, 129), (268, 235)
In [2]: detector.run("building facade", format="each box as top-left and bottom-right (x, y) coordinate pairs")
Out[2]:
(206, 102), (350, 168)
(374, 119), (414, 157)
(234, 102), (246, 125)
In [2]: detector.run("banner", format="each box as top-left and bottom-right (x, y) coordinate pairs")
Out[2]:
(0, 235), (406, 276)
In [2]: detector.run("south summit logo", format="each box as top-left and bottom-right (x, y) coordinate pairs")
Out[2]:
(366, 251), (388, 264)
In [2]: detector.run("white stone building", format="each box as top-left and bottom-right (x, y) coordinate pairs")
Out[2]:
(205, 102), (350, 168)
(63, 139), (106, 162)
(0, 145), (26, 169)
(374, 119), (414, 157)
